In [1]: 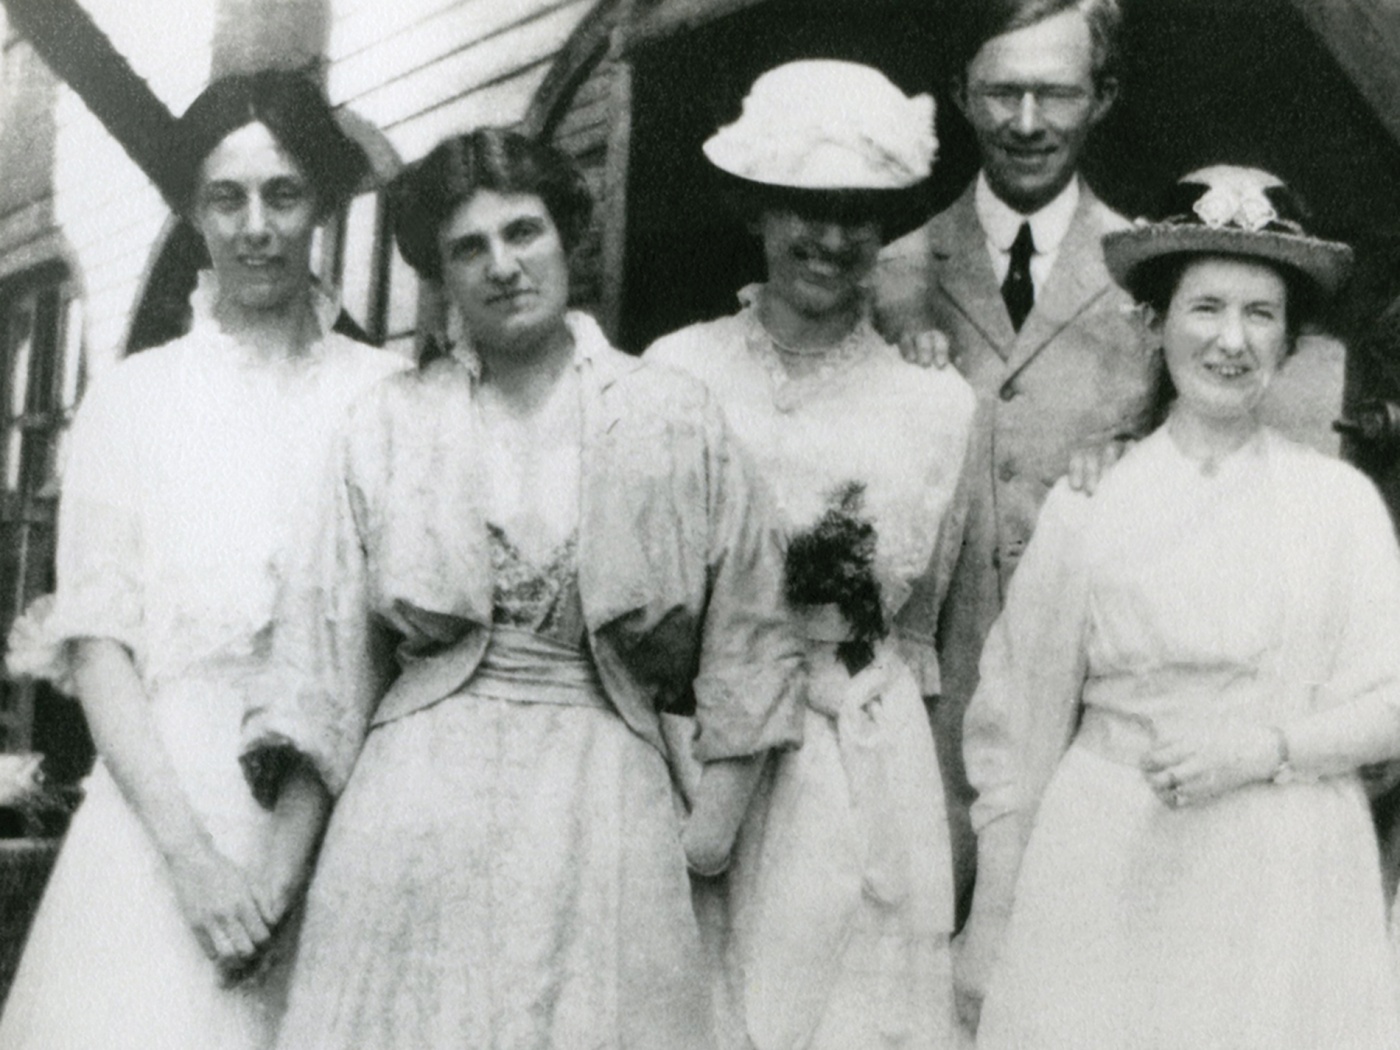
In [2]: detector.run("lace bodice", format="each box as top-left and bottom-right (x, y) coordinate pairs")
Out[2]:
(647, 285), (976, 622)
(488, 524), (584, 641)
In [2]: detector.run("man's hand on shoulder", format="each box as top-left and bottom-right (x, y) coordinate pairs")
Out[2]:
(898, 328), (953, 370)
(1066, 438), (1134, 496)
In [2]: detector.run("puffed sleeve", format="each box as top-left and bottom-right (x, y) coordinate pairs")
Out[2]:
(240, 429), (396, 802)
(688, 397), (805, 763)
(1282, 473), (1400, 775)
(43, 368), (147, 665)
(964, 482), (1092, 844)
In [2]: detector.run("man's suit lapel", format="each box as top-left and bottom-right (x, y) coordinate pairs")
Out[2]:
(931, 186), (1018, 357)
(1004, 186), (1118, 377)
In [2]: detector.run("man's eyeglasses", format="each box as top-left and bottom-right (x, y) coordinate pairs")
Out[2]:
(969, 84), (1094, 120)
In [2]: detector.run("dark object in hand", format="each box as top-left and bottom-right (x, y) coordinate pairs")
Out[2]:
(784, 482), (887, 675)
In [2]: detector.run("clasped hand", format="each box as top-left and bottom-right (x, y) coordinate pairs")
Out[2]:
(1141, 723), (1279, 809)
(168, 838), (310, 985)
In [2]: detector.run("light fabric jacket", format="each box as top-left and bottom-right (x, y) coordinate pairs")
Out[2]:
(873, 179), (1164, 912)
(243, 313), (805, 795)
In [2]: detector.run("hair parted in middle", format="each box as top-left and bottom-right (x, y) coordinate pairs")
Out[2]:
(388, 128), (593, 283)
(953, 0), (1124, 89)
(172, 69), (368, 216)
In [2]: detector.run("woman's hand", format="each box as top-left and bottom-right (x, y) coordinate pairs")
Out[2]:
(952, 908), (1007, 1033)
(897, 328), (953, 369)
(681, 754), (766, 876)
(166, 840), (271, 972)
(681, 810), (734, 878)
(246, 761), (331, 937)
(1066, 438), (1132, 495)
(1141, 723), (1280, 808)
(251, 836), (315, 933)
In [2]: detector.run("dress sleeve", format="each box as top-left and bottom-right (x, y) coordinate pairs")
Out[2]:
(241, 427), (396, 801)
(689, 397), (806, 763)
(1283, 474), (1400, 775)
(42, 370), (146, 668)
(894, 394), (981, 696)
(963, 482), (1092, 843)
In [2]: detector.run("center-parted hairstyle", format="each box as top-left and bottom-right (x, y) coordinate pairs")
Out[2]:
(388, 128), (593, 283)
(954, 0), (1124, 88)
(172, 70), (368, 216)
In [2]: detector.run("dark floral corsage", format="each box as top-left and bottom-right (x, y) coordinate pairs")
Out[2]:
(784, 482), (886, 675)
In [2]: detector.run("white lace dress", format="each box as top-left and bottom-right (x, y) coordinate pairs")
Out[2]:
(647, 286), (976, 1050)
(0, 287), (403, 1050)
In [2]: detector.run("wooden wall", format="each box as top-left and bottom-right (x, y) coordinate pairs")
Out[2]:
(43, 0), (214, 381)
(327, 0), (594, 161)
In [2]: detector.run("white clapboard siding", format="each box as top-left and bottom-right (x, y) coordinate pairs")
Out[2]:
(44, 1), (214, 375)
(385, 66), (552, 159)
(330, 0), (580, 105)
(336, 1), (589, 143)
(330, 0), (471, 63)
(51, 91), (172, 377)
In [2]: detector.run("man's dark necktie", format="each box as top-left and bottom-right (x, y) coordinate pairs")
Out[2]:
(1002, 222), (1035, 331)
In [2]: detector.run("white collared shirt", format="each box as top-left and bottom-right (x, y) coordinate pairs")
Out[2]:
(974, 173), (1080, 297)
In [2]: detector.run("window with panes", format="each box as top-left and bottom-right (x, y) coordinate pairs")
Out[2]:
(0, 265), (83, 755)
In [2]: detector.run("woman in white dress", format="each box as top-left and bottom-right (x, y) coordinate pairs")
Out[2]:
(646, 61), (975, 1050)
(0, 72), (403, 1049)
(959, 165), (1400, 1049)
(250, 127), (803, 1050)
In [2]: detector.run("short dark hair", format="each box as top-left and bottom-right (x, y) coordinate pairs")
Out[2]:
(173, 70), (367, 215)
(388, 128), (593, 283)
(1129, 251), (1318, 352)
(955, 0), (1124, 89)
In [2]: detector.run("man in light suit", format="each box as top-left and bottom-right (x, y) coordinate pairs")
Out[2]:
(874, 0), (1163, 940)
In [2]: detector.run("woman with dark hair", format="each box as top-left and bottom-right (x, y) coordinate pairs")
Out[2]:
(960, 166), (1400, 1048)
(646, 61), (974, 1050)
(253, 126), (802, 1050)
(0, 71), (403, 1050)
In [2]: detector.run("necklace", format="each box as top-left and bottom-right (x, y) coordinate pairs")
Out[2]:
(1166, 416), (1258, 477)
(767, 330), (841, 358)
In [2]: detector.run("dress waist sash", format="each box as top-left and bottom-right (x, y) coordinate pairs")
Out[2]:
(460, 625), (611, 711)
(1076, 667), (1317, 767)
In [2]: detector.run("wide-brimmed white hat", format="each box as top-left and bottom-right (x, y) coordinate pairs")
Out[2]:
(1103, 165), (1352, 297)
(703, 60), (936, 192)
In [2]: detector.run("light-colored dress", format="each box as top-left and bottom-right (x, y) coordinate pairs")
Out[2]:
(647, 286), (976, 1050)
(966, 427), (1400, 1050)
(0, 283), (404, 1050)
(249, 313), (804, 1050)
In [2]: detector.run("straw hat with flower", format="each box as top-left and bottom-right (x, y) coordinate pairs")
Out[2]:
(1102, 165), (1352, 299)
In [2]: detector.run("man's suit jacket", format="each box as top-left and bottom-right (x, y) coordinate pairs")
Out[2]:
(873, 179), (1164, 921)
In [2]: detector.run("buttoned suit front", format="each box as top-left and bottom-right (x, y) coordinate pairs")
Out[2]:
(873, 178), (1164, 921)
